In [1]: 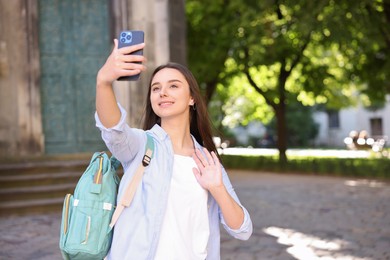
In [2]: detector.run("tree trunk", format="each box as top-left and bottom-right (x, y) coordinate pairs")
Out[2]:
(276, 66), (288, 167)
(204, 80), (218, 105)
(275, 103), (288, 167)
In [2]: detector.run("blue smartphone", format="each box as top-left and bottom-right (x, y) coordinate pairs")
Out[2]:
(117, 30), (144, 81)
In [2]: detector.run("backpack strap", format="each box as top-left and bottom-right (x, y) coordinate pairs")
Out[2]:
(110, 156), (121, 171)
(109, 133), (154, 228)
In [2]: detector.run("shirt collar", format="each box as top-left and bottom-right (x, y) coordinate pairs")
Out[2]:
(149, 124), (203, 149)
(149, 124), (168, 141)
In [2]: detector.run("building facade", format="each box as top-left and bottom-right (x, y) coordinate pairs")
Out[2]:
(313, 95), (390, 148)
(0, 0), (186, 157)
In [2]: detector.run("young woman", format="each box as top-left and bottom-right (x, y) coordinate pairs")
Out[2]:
(96, 39), (252, 259)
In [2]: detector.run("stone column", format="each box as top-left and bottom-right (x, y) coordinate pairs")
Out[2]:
(109, 0), (186, 128)
(0, 0), (44, 157)
(168, 0), (186, 65)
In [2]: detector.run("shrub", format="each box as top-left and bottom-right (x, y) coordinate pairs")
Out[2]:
(221, 154), (390, 179)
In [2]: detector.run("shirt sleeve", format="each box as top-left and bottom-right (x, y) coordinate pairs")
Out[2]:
(219, 167), (253, 240)
(95, 103), (145, 165)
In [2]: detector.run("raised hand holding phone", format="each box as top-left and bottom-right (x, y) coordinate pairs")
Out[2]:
(117, 30), (145, 81)
(97, 31), (145, 85)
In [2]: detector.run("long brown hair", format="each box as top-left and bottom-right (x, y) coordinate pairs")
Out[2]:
(142, 62), (219, 157)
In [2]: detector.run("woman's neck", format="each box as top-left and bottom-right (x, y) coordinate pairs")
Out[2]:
(161, 120), (194, 156)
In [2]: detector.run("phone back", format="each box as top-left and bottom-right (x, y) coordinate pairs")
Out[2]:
(117, 30), (144, 81)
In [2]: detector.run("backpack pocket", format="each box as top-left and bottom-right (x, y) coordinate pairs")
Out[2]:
(66, 205), (90, 246)
(61, 198), (114, 259)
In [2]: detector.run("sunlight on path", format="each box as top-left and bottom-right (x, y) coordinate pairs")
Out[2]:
(263, 226), (370, 260)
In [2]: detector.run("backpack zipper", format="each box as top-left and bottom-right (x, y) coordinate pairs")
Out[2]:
(81, 216), (91, 245)
(94, 156), (104, 184)
(63, 194), (71, 234)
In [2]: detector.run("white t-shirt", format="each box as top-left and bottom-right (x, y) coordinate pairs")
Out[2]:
(154, 155), (210, 260)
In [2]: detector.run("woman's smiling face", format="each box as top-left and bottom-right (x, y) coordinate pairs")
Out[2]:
(150, 68), (194, 121)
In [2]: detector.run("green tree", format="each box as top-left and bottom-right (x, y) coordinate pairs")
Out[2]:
(186, 0), (242, 103)
(186, 0), (390, 165)
(352, 0), (390, 107)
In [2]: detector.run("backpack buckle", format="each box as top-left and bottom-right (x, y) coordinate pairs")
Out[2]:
(142, 154), (151, 167)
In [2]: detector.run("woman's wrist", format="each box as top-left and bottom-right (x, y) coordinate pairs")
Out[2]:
(96, 67), (116, 87)
(208, 184), (227, 197)
(96, 81), (112, 90)
(96, 74), (114, 89)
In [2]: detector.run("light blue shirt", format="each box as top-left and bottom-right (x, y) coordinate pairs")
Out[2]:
(95, 104), (253, 259)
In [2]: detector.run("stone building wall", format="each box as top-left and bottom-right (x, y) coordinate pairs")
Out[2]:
(0, 0), (186, 157)
(0, 0), (43, 158)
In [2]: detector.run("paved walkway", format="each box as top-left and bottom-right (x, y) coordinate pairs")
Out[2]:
(1, 171), (389, 260)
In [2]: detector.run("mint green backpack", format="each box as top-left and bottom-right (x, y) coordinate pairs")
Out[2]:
(59, 134), (154, 260)
(59, 152), (120, 260)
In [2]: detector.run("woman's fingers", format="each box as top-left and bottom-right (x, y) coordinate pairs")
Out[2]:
(193, 148), (219, 168)
(211, 151), (220, 168)
(113, 38), (119, 51)
(112, 40), (146, 73)
(117, 62), (145, 71)
(203, 148), (216, 165)
(192, 167), (201, 179)
(195, 148), (209, 167)
(117, 42), (145, 55)
(121, 54), (146, 63)
(192, 150), (204, 168)
(116, 68), (141, 77)
(114, 55), (146, 66)
(97, 39), (146, 85)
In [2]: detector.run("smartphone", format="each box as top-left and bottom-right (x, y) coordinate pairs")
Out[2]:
(117, 30), (144, 81)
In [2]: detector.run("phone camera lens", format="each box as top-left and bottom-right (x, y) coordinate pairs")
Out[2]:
(120, 38), (125, 43)
(121, 32), (126, 37)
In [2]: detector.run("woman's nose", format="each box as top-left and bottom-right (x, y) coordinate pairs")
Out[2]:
(159, 86), (168, 97)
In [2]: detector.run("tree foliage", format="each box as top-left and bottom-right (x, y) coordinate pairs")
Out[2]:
(186, 0), (390, 164)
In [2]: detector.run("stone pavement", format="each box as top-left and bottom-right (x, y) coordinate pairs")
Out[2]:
(1, 171), (389, 260)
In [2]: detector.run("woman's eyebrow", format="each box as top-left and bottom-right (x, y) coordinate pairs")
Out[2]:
(151, 79), (183, 87)
(167, 79), (183, 84)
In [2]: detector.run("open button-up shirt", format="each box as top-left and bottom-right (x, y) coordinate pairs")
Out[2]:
(95, 104), (253, 260)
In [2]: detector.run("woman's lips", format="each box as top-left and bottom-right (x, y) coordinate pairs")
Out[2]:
(159, 101), (174, 107)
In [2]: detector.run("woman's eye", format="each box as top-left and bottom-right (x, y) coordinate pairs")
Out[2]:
(170, 84), (178, 88)
(152, 86), (160, 92)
